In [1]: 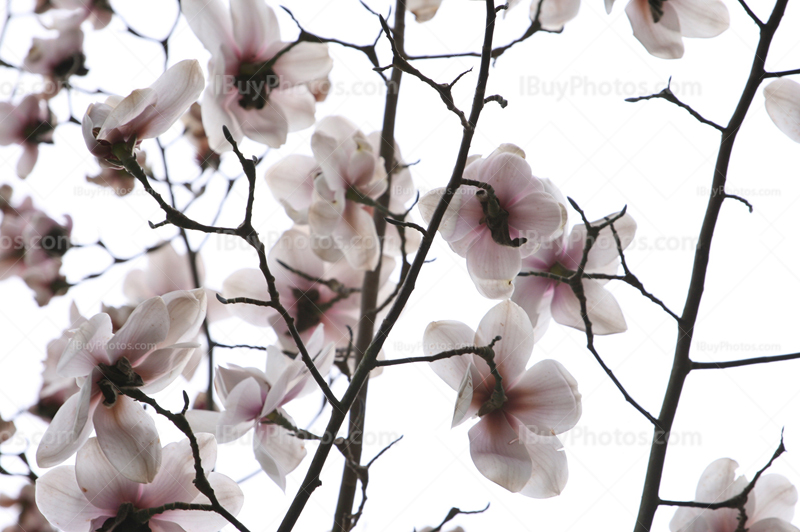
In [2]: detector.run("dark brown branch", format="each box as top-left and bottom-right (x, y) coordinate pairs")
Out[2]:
(425, 504), (491, 532)
(692, 351), (800, 369)
(626, 78), (724, 132)
(765, 68), (800, 78)
(737, 0), (764, 26)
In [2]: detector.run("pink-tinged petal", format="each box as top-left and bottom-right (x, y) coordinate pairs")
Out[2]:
(137, 343), (199, 393)
(253, 417), (306, 492)
(671, 0), (729, 37)
(160, 289), (207, 346)
(181, 0), (236, 58)
(230, 0), (280, 57)
(184, 409), (222, 436)
(97, 88), (157, 141)
(158, 471), (244, 532)
(511, 273), (554, 340)
(508, 190), (566, 244)
(332, 202), (380, 271)
(605, 0), (615, 13)
(135, 60), (205, 139)
(468, 412), (532, 493)
(75, 438), (140, 511)
(148, 520), (186, 532)
(273, 42), (333, 85)
(407, 0), (443, 21)
(269, 227), (326, 281)
(348, 134), (381, 191)
(222, 269), (278, 326)
(58, 313), (113, 377)
(535, 0), (581, 31)
(751, 475), (798, 523)
(475, 300), (535, 385)
(480, 151), (539, 205)
(452, 362), (478, 428)
(201, 84), (240, 153)
(562, 212), (637, 271)
(218, 377), (263, 442)
(309, 176), (347, 237)
(93, 396), (162, 483)
(17, 144), (38, 178)
(37, 377), (96, 467)
(230, 98), (289, 148)
(551, 280), (627, 335)
(264, 154), (317, 219)
(466, 230), (520, 300)
(506, 360), (581, 435)
(35, 467), (110, 532)
(765, 79), (800, 144)
(748, 519), (800, 532)
(669, 507), (702, 532)
(269, 86), (316, 132)
(516, 430), (569, 498)
(626, 0), (684, 59)
(214, 365), (267, 399)
(418, 187), (483, 243)
(672, 458), (750, 532)
(107, 297), (169, 364)
(423, 320), (476, 390)
(139, 434), (216, 508)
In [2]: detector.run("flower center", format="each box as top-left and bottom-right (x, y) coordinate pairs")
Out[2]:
(292, 287), (322, 333)
(39, 226), (71, 257)
(23, 120), (55, 145)
(95, 502), (150, 532)
(235, 62), (280, 110)
(96, 357), (143, 406)
(476, 188), (527, 248)
(648, 0), (665, 23)
(549, 261), (573, 280)
(52, 52), (88, 79)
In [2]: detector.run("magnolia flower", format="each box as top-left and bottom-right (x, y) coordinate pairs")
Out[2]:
(23, 26), (88, 98)
(265, 116), (418, 269)
(36, 289), (207, 483)
(0, 95), (56, 178)
(182, 0), (333, 151)
(606, 0), (729, 59)
(223, 228), (395, 351)
(187, 325), (334, 490)
(419, 144), (566, 299)
(424, 300), (581, 497)
(37, 0), (114, 30)
(36, 435), (244, 532)
(82, 59), (204, 165)
(31, 303), (84, 421)
(765, 79), (800, 143)
(512, 208), (636, 338)
(671, 458), (799, 532)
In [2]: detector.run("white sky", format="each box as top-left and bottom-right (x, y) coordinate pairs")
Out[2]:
(2, 0), (800, 531)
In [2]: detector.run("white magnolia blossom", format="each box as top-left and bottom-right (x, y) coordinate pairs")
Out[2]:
(765, 79), (800, 143)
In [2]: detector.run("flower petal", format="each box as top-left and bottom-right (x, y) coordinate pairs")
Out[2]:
(452, 362), (478, 428)
(508, 190), (566, 245)
(534, 0), (581, 31)
(93, 396), (162, 483)
(625, 0), (684, 59)
(748, 519), (800, 532)
(751, 474), (798, 523)
(273, 42), (333, 85)
(97, 88), (157, 141)
(332, 202), (380, 271)
(517, 430), (569, 498)
(75, 438), (140, 511)
(107, 297), (170, 364)
(137, 343), (199, 393)
(253, 416), (307, 492)
(181, 0), (235, 58)
(230, 0), (280, 56)
(562, 212), (637, 271)
(506, 359), (582, 435)
(36, 377), (96, 467)
(222, 269), (277, 326)
(551, 280), (627, 335)
(264, 154), (317, 219)
(466, 230), (520, 300)
(58, 313), (113, 378)
(157, 470), (244, 532)
(475, 300), (535, 385)
(35, 466), (109, 532)
(423, 320), (476, 390)
(160, 288), (207, 347)
(510, 272), (554, 340)
(269, 86), (316, 132)
(217, 377), (263, 443)
(765, 79), (800, 144)
(136, 60), (205, 139)
(139, 434), (216, 508)
(671, 0), (729, 38)
(468, 412), (532, 493)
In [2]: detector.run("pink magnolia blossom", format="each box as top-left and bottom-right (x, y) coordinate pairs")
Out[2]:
(23, 26), (88, 98)
(606, 0), (729, 59)
(0, 191), (72, 305)
(186, 325), (334, 490)
(0, 95), (56, 178)
(407, 0), (444, 21)
(223, 227), (394, 352)
(36, 289), (207, 483)
(182, 0), (333, 151)
(419, 144), (566, 299)
(182, 102), (220, 171)
(512, 208), (636, 338)
(38, 0), (114, 30)
(82, 60), (204, 165)
(424, 300), (581, 497)
(265, 116), (419, 270)
(36, 435), (244, 532)
(765, 79), (800, 144)
(671, 458), (799, 532)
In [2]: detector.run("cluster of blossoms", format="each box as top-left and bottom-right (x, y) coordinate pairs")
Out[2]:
(0, 186), (71, 305)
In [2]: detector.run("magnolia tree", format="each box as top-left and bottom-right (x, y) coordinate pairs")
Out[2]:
(1, 0), (800, 531)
